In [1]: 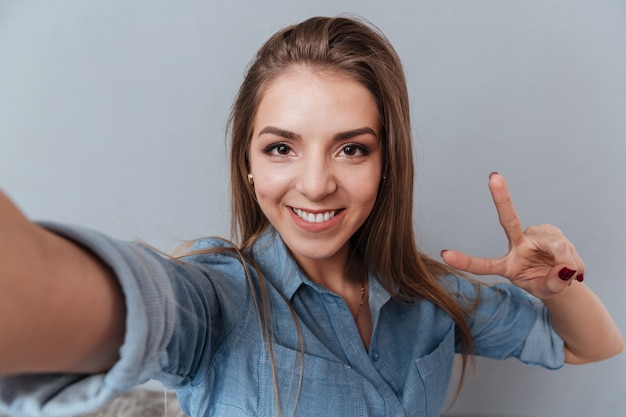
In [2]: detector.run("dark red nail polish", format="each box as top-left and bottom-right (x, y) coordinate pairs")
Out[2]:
(576, 274), (584, 282)
(559, 267), (576, 281)
(489, 171), (498, 180)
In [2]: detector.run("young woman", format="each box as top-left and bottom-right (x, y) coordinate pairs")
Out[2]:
(0, 16), (622, 417)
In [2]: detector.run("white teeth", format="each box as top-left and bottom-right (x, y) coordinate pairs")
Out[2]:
(293, 208), (337, 223)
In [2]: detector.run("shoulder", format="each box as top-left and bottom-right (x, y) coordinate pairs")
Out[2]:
(436, 273), (480, 302)
(438, 273), (534, 306)
(179, 237), (255, 278)
(439, 274), (543, 336)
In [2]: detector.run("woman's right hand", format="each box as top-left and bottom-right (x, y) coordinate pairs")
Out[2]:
(0, 189), (126, 375)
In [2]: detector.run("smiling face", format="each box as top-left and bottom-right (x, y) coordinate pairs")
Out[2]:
(248, 68), (382, 273)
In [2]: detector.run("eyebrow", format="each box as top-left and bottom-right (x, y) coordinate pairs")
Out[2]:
(257, 126), (377, 141)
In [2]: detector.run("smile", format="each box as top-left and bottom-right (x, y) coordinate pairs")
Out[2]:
(291, 208), (339, 223)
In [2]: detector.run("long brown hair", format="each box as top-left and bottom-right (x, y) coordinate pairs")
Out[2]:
(229, 15), (476, 373)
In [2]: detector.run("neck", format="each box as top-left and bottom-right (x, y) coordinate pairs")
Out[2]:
(293, 245), (364, 295)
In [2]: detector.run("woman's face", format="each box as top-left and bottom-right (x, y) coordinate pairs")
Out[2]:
(248, 69), (382, 269)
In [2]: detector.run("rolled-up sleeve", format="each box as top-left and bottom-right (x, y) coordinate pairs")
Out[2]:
(0, 223), (246, 417)
(449, 276), (565, 370)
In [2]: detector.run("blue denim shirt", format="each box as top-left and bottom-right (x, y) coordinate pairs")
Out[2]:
(0, 224), (564, 417)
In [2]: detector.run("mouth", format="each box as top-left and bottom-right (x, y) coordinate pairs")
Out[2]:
(291, 207), (342, 224)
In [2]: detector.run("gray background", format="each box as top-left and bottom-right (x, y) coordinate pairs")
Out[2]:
(1, 1), (625, 416)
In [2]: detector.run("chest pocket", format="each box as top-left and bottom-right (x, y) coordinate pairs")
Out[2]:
(259, 342), (365, 417)
(400, 326), (455, 417)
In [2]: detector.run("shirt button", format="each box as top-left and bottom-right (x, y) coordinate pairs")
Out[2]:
(371, 350), (379, 362)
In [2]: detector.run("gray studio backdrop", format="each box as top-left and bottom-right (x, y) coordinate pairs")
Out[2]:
(1, 1), (625, 416)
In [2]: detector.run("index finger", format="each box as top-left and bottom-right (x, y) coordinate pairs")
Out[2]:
(489, 173), (525, 247)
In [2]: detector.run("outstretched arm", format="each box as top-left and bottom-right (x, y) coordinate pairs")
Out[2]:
(0, 190), (125, 375)
(441, 173), (623, 364)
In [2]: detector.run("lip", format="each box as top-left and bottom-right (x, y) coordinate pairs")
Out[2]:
(288, 206), (344, 232)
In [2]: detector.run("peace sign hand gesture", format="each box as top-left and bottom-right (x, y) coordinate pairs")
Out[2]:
(440, 173), (584, 300)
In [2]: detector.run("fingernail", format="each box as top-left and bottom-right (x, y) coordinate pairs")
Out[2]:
(558, 267), (576, 281)
(489, 171), (498, 180)
(440, 250), (448, 258)
(576, 274), (584, 282)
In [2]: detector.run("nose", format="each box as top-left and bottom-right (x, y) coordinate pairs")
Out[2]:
(295, 154), (337, 201)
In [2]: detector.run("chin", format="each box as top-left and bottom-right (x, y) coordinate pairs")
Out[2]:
(285, 236), (350, 263)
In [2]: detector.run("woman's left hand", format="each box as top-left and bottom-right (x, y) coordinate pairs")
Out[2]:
(440, 172), (584, 300)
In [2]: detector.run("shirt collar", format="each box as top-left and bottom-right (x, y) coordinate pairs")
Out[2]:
(250, 227), (307, 299)
(250, 227), (392, 307)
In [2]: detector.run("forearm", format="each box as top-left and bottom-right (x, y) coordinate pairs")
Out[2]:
(0, 192), (126, 375)
(542, 281), (623, 364)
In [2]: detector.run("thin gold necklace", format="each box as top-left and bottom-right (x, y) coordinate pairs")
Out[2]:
(354, 280), (367, 323)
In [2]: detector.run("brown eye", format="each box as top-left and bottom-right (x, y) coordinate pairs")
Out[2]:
(263, 143), (294, 157)
(339, 144), (368, 157)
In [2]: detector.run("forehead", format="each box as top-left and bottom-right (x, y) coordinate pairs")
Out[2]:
(253, 68), (380, 134)
(261, 67), (355, 100)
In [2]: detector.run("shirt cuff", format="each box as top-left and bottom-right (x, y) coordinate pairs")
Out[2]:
(517, 298), (565, 370)
(0, 222), (175, 417)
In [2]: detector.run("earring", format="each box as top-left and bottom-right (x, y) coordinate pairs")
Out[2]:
(247, 173), (254, 185)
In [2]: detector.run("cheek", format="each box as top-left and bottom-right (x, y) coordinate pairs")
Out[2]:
(359, 186), (380, 213)
(353, 166), (382, 205)
(252, 170), (292, 203)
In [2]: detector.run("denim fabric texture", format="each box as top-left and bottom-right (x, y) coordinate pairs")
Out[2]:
(0, 224), (564, 417)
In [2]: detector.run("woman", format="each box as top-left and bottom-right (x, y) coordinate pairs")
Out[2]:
(0, 16), (622, 417)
